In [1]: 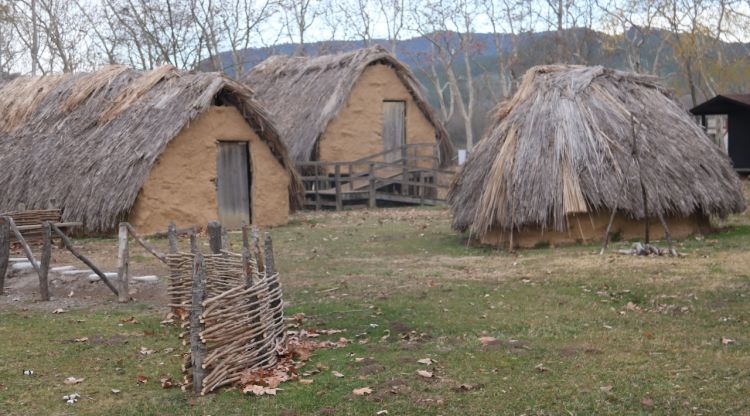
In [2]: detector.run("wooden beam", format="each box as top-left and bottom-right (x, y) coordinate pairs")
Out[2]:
(14, 222), (82, 232)
(167, 222), (178, 253)
(207, 221), (223, 254)
(50, 223), (118, 297)
(190, 251), (207, 395)
(38, 221), (51, 301)
(0, 217), (9, 296)
(117, 223), (129, 303)
(125, 223), (166, 263)
(6, 217), (40, 275)
(334, 164), (342, 211)
(368, 162), (376, 209)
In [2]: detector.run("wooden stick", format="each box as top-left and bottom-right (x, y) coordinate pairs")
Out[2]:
(264, 233), (275, 277)
(6, 217), (40, 275)
(207, 221), (222, 254)
(14, 222), (82, 232)
(0, 217), (9, 296)
(600, 209), (618, 255)
(117, 223), (129, 303)
(50, 223), (118, 296)
(252, 226), (263, 272)
(189, 228), (198, 254)
(190, 251), (207, 395)
(656, 212), (677, 256)
(125, 223), (166, 263)
(38, 221), (51, 301)
(167, 222), (178, 253)
(334, 164), (342, 211)
(368, 162), (376, 209)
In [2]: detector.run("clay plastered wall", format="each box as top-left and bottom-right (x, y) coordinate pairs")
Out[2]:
(480, 212), (710, 248)
(129, 106), (290, 234)
(319, 64), (438, 168)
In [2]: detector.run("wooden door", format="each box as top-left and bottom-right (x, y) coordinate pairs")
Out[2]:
(216, 141), (251, 229)
(382, 101), (406, 163)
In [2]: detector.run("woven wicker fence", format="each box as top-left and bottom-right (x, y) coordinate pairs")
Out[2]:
(166, 230), (285, 395)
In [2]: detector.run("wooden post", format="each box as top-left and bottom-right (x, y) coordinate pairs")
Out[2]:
(630, 115), (650, 244)
(189, 227), (198, 254)
(334, 164), (342, 211)
(252, 226), (263, 273)
(264, 232), (275, 276)
(6, 217), (40, 275)
(656, 212), (677, 256)
(314, 166), (321, 211)
(207, 221), (222, 254)
(221, 227), (229, 251)
(241, 223), (252, 285)
(0, 217), (9, 296)
(600, 209), (618, 255)
(38, 221), (51, 301)
(402, 150), (408, 195)
(167, 222), (178, 253)
(190, 251), (207, 395)
(368, 162), (376, 209)
(117, 223), (129, 303)
(50, 224), (118, 297)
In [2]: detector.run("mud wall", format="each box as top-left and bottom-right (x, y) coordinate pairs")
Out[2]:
(319, 64), (438, 170)
(480, 212), (711, 248)
(129, 106), (290, 234)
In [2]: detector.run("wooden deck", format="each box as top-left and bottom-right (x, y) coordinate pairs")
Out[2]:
(298, 144), (454, 211)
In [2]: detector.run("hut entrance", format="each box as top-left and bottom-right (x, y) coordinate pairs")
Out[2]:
(216, 141), (251, 228)
(382, 100), (406, 163)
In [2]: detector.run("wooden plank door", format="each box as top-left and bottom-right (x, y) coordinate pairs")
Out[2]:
(216, 141), (251, 229)
(382, 101), (406, 163)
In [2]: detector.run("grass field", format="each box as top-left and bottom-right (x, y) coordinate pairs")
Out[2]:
(1, 205), (749, 415)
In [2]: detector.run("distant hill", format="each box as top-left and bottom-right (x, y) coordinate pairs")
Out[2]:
(206, 28), (749, 147)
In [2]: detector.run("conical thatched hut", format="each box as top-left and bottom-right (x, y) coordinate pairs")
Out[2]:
(244, 46), (453, 168)
(449, 65), (746, 248)
(0, 65), (302, 234)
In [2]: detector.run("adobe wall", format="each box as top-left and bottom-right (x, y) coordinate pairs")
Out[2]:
(479, 212), (711, 249)
(129, 106), (290, 234)
(319, 64), (438, 171)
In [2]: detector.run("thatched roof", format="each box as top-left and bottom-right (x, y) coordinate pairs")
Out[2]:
(0, 65), (302, 233)
(449, 65), (745, 238)
(244, 46), (454, 165)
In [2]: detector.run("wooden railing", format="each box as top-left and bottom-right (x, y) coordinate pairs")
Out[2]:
(297, 144), (454, 210)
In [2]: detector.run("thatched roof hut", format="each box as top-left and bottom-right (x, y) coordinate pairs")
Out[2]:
(244, 46), (454, 167)
(449, 65), (745, 248)
(0, 65), (302, 234)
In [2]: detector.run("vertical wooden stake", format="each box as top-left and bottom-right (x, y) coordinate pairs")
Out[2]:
(221, 227), (229, 251)
(600, 209), (618, 255)
(334, 164), (342, 211)
(252, 225), (263, 273)
(38, 221), (51, 301)
(117, 223), (129, 303)
(189, 227), (198, 254)
(207, 221), (223, 254)
(241, 223), (250, 250)
(264, 232), (275, 277)
(0, 217), (9, 296)
(368, 162), (376, 209)
(241, 223), (252, 285)
(190, 251), (207, 395)
(167, 222), (177, 253)
(656, 212), (677, 256)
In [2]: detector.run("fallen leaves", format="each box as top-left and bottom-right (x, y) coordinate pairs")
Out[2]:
(641, 397), (655, 407)
(64, 377), (84, 385)
(416, 370), (434, 379)
(299, 379), (314, 385)
(136, 375), (148, 384)
(451, 383), (483, 393)
(352, 387), (373, 396)
(534, 363), (549, 373)
(242, 385), (277, 396)
(721, 337), (735, 345)
(331, 371), (344, 378)
(160, 377), (177, 389)
(73, 337), (88, 343)
(139, 346), (154, 356)
(479, 336), (499, 346)
(417, 358), (435, 365)
(52, 308), (66, 314)
(120, 316), (139, 324)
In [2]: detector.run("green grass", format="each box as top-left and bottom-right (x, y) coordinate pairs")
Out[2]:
(1, 207), (750, 415)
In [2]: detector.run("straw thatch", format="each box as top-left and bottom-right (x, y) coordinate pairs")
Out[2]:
(449, 65), (745, 239)
(244, 46), (454, 165)
(0, 65), (302, 233)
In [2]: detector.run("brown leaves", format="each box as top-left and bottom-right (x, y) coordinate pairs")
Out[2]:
(641, 397), (654, 408)
(136, 375), (148, 384)
(417, 358), (435, 365)
(534, 363), (549, 373)
(416, 370), (434, 379)
(64, 377), (84, 385)
(721, 337), (735, 345)
(243, 385), (277, 396)
(120, 316), (139, 324)
(479, 336), (499, 346)
(352, 387), (373, 396)
(160, 377), (177, 389)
